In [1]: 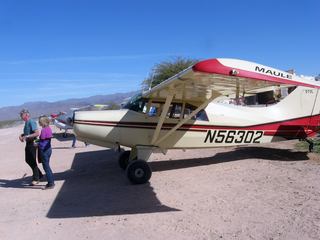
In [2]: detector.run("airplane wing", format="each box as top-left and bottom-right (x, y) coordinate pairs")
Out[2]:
(143, 58), (320, 146)
(143, 58), (320, 105)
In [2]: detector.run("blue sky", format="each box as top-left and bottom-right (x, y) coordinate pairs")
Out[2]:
(0, 0), (319, 107)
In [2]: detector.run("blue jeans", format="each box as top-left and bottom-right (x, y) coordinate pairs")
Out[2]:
(39, 148), (54, 185)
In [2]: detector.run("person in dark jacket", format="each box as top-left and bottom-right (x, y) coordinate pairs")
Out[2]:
(19, 109), (43, 186)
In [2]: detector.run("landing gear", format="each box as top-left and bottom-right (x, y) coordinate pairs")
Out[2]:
(118, 146), (155, 184)
(126, 160), (152, 184)
(118, 151), (131, 170)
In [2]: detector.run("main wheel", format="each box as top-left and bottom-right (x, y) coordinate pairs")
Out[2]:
(118, 151), (130, 170)
(126, 160), (152, 184)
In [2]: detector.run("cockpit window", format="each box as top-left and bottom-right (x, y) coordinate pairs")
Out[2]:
(183, 104), (209, 121)
(123, 94), (209, 121)
(123, 94), (146, 112)
(162, 103), (208, 121)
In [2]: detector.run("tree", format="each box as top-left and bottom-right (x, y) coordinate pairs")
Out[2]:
(142, 57), (198, 90)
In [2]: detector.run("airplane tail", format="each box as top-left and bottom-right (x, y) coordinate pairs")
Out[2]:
(274, 86), (320, 138)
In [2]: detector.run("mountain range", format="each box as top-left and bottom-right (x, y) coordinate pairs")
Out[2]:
(0, 91), (138, 121)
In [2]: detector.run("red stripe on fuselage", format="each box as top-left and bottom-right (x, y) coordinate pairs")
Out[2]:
(74, 114), (320, 138)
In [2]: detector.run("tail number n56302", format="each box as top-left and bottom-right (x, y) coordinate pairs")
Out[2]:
(204, 130), (264, 144)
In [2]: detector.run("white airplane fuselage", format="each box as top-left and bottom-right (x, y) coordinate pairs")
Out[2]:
(73, 86), (320, 150)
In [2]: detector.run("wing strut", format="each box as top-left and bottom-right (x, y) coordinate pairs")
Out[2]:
(151, 91), (174, 145)
(153, 90), (220, 146)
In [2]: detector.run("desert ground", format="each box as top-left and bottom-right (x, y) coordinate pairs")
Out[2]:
(0, 125), (320, 240)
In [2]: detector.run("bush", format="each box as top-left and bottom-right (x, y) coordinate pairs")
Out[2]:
(142, 57), (198, 90)
(295, 138), (320, 153)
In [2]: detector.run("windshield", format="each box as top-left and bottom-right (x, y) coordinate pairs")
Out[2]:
(122, 93), (146, 112)
(123, 93), (208, 121)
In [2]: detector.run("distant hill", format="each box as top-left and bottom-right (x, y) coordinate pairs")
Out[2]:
(0, 91), (138, 121)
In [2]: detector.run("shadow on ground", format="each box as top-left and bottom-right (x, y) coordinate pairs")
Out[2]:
(0, 146), (309, 218)
(150, 146), (309, 172)
(52, 132), (74, 142)
(46, 149), (178, 218)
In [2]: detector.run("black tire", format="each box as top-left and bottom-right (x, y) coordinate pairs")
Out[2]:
(126, 160), (152, 184)
(118, 151), (130, 170)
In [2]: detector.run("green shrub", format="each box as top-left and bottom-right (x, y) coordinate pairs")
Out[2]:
(295, 138), (320, 153)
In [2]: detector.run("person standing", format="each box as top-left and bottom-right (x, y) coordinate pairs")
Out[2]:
(19, 109), (43, 186)
(38, 116), (55, 189)
(71, 133), (89, 148)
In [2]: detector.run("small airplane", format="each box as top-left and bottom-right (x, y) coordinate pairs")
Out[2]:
(73, 58), (320, 184)
(52, 105), (110, 137)
(51, 112), (74, 137)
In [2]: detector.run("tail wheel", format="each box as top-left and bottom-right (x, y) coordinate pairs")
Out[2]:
(118, 151), (130, 170)
(126, 160), (152, 184)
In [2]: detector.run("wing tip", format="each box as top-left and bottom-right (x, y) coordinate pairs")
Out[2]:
(193, 59), (231, 75)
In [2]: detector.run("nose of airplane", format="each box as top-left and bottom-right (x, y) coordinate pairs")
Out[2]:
(73, 109), (125, 148)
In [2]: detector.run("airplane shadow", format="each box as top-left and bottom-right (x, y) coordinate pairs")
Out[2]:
(150, 147), (309, 172)
(0, 146), (309, 218)
(46, 146), (309, 218)
(46, 149), (178, 218)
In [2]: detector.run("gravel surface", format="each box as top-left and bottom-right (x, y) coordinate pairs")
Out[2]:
(1, 125), (320, 240)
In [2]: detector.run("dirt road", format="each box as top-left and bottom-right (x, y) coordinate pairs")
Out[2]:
(1, 125), (320, 240)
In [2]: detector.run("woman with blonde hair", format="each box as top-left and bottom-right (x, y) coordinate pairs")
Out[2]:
(38, 115), (55, 189)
